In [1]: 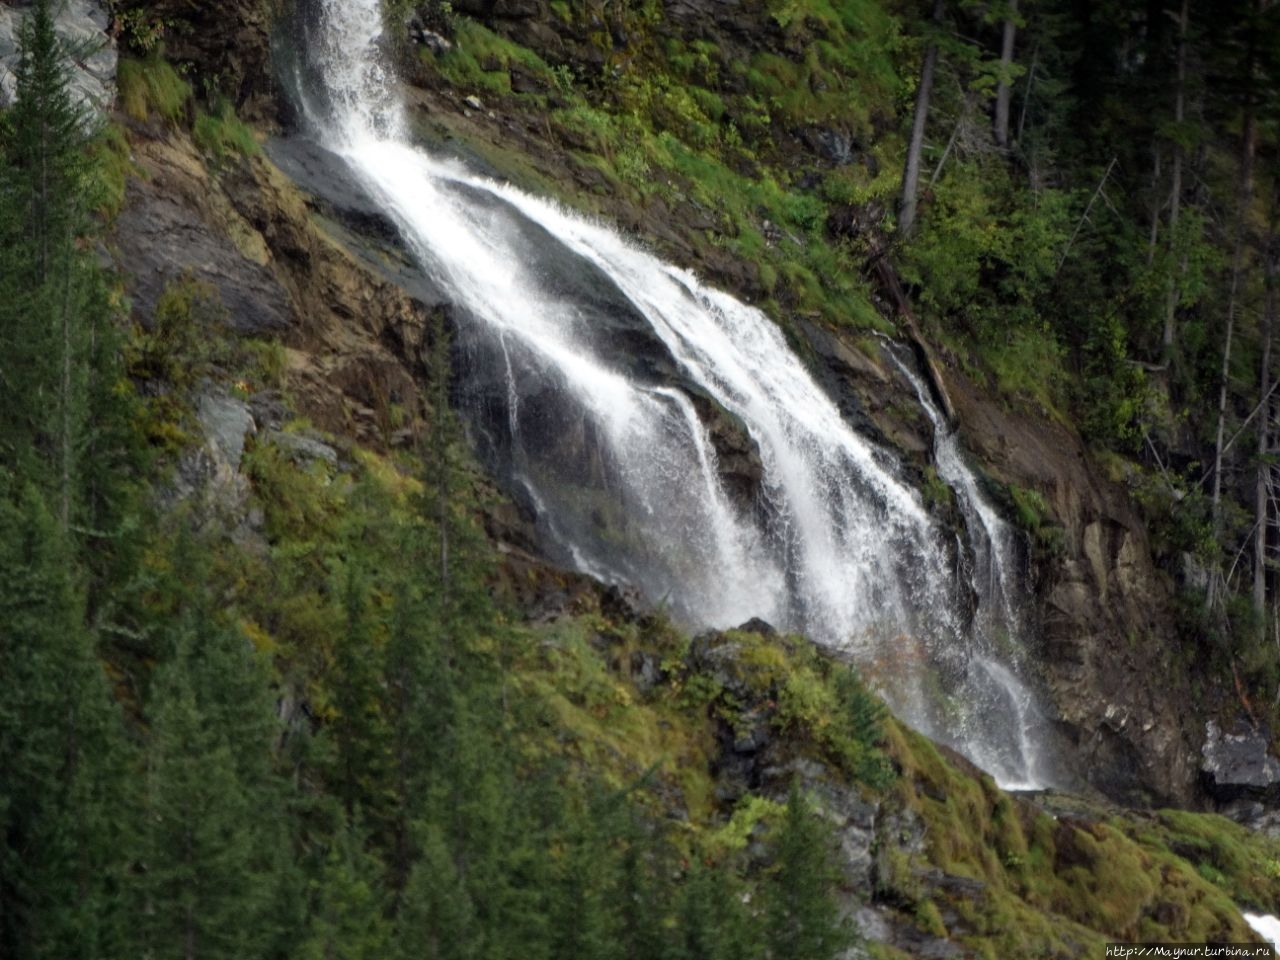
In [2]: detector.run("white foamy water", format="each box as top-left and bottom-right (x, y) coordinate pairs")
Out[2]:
(298, 0), (1051, 787)
(888, 351), (1050, 787)
(1244, 913), (1280, 951)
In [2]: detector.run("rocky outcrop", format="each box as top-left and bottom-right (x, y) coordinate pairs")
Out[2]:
(111, 126), (437, 452)
(1202, 720), (1280, 803)
(114, 140), (293, 338)
(115, 0), (276, 118)
(938, 367), (1197, 806)
(0, 0), (116, 113)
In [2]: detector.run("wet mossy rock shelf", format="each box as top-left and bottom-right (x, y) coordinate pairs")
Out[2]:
(11, 0), (1280, 956)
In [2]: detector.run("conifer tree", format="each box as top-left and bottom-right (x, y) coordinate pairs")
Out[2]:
(139, 642), (263, 960)
(135, 574), (295, 960)
(547, 793), (625, 960)
(332, 563), (393, 822)
(0, 0), (97, 528)
(673, 861), (760, 960)
(616, 833), (673, 960)
(0, 483), (131, 960)
(396, 824), (481, 960)
(298, 818), (392, 960)
(763, 785), (851, 960)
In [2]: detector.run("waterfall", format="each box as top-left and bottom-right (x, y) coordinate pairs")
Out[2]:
(295, 0), (1050, 788)
(886, 349), (1050, 788)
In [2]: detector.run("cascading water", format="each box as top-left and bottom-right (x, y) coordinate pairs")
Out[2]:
(887, 351), (1051, 787)
(293, 0), (1051, 788)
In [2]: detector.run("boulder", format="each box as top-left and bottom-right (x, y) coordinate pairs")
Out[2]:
(199, 393), (256, 474)
(1202, 720), (1280, 803)
(263, 429), (339, 467)
(160, 390), (255, 517)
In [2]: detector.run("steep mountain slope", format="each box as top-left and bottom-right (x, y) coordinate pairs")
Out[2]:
(3, 0), (1279, 956)
(105, 0), (1212, 803)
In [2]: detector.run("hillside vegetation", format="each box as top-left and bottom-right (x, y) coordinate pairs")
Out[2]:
(0, 0), (1278, 958)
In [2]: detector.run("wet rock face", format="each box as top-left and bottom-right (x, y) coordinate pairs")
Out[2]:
(0, 0), (117, 113)
(115, 173), (293, 338)
(1202, 720), (1280, 803)
(118, 0), (275, 118)
(265, 134), (769, 524)
(939, 370), (1198, 806)
(110, 123), (441, 457)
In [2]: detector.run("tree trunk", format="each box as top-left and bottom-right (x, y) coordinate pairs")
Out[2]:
(59, 236), (73, 532)
(1015, 39), (1038, 145)
(994, 0), (1018, 148)
(1209, 47), (1259, 608)
(1146, 147), (1162, 267)
(1255, 205), (1277, 616)
(899, 0), (945, 238)
(1161, 0), (1189, 361)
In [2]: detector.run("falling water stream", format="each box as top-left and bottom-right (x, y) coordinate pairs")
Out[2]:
(887, 350), (1050, 789)
(293, 0), (1051, 788)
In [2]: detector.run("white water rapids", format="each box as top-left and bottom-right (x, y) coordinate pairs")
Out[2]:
(297, 0), (1052, 788)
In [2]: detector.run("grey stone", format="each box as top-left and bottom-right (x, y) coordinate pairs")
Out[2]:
(114, 178), (293, 337)
(630, 650), (662, 694)
(849, 903), (964, 960)
(1202, 720), (1280, 802)
(197, 393), (256, 474)
(802, 126), (856, 166)
(265, 430), (339, 467)
(0, 0), (116, 115)
(157, 391), (255, 516)
(851, 905), (893, 944)
(731, 707), (770, 754)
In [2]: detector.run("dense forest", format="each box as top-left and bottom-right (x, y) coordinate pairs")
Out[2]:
(2, 0), (1280, 957)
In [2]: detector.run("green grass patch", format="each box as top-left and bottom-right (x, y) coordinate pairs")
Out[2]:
(432, 17), (558, 97)
(193, 100), (260, 164)
(117, 51), (191, 124)
(881, 718), (1268, 953)
(91, 122), (134, 219)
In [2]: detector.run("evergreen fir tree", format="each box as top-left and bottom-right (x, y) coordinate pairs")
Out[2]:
(0, 0), (97, 527)
(547, 797), (624, 960)
(139, 643), (262, 960)
(672, 861), (761, 960)
(298, 817), (392, 960)
(135, 580), (295, 960)
(396, 824), (480, 960)
(762, 785), (852, 960)
(331, 562), (393, 823)
(616, 832), (674, 960)
(0, 482), (132, 960)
